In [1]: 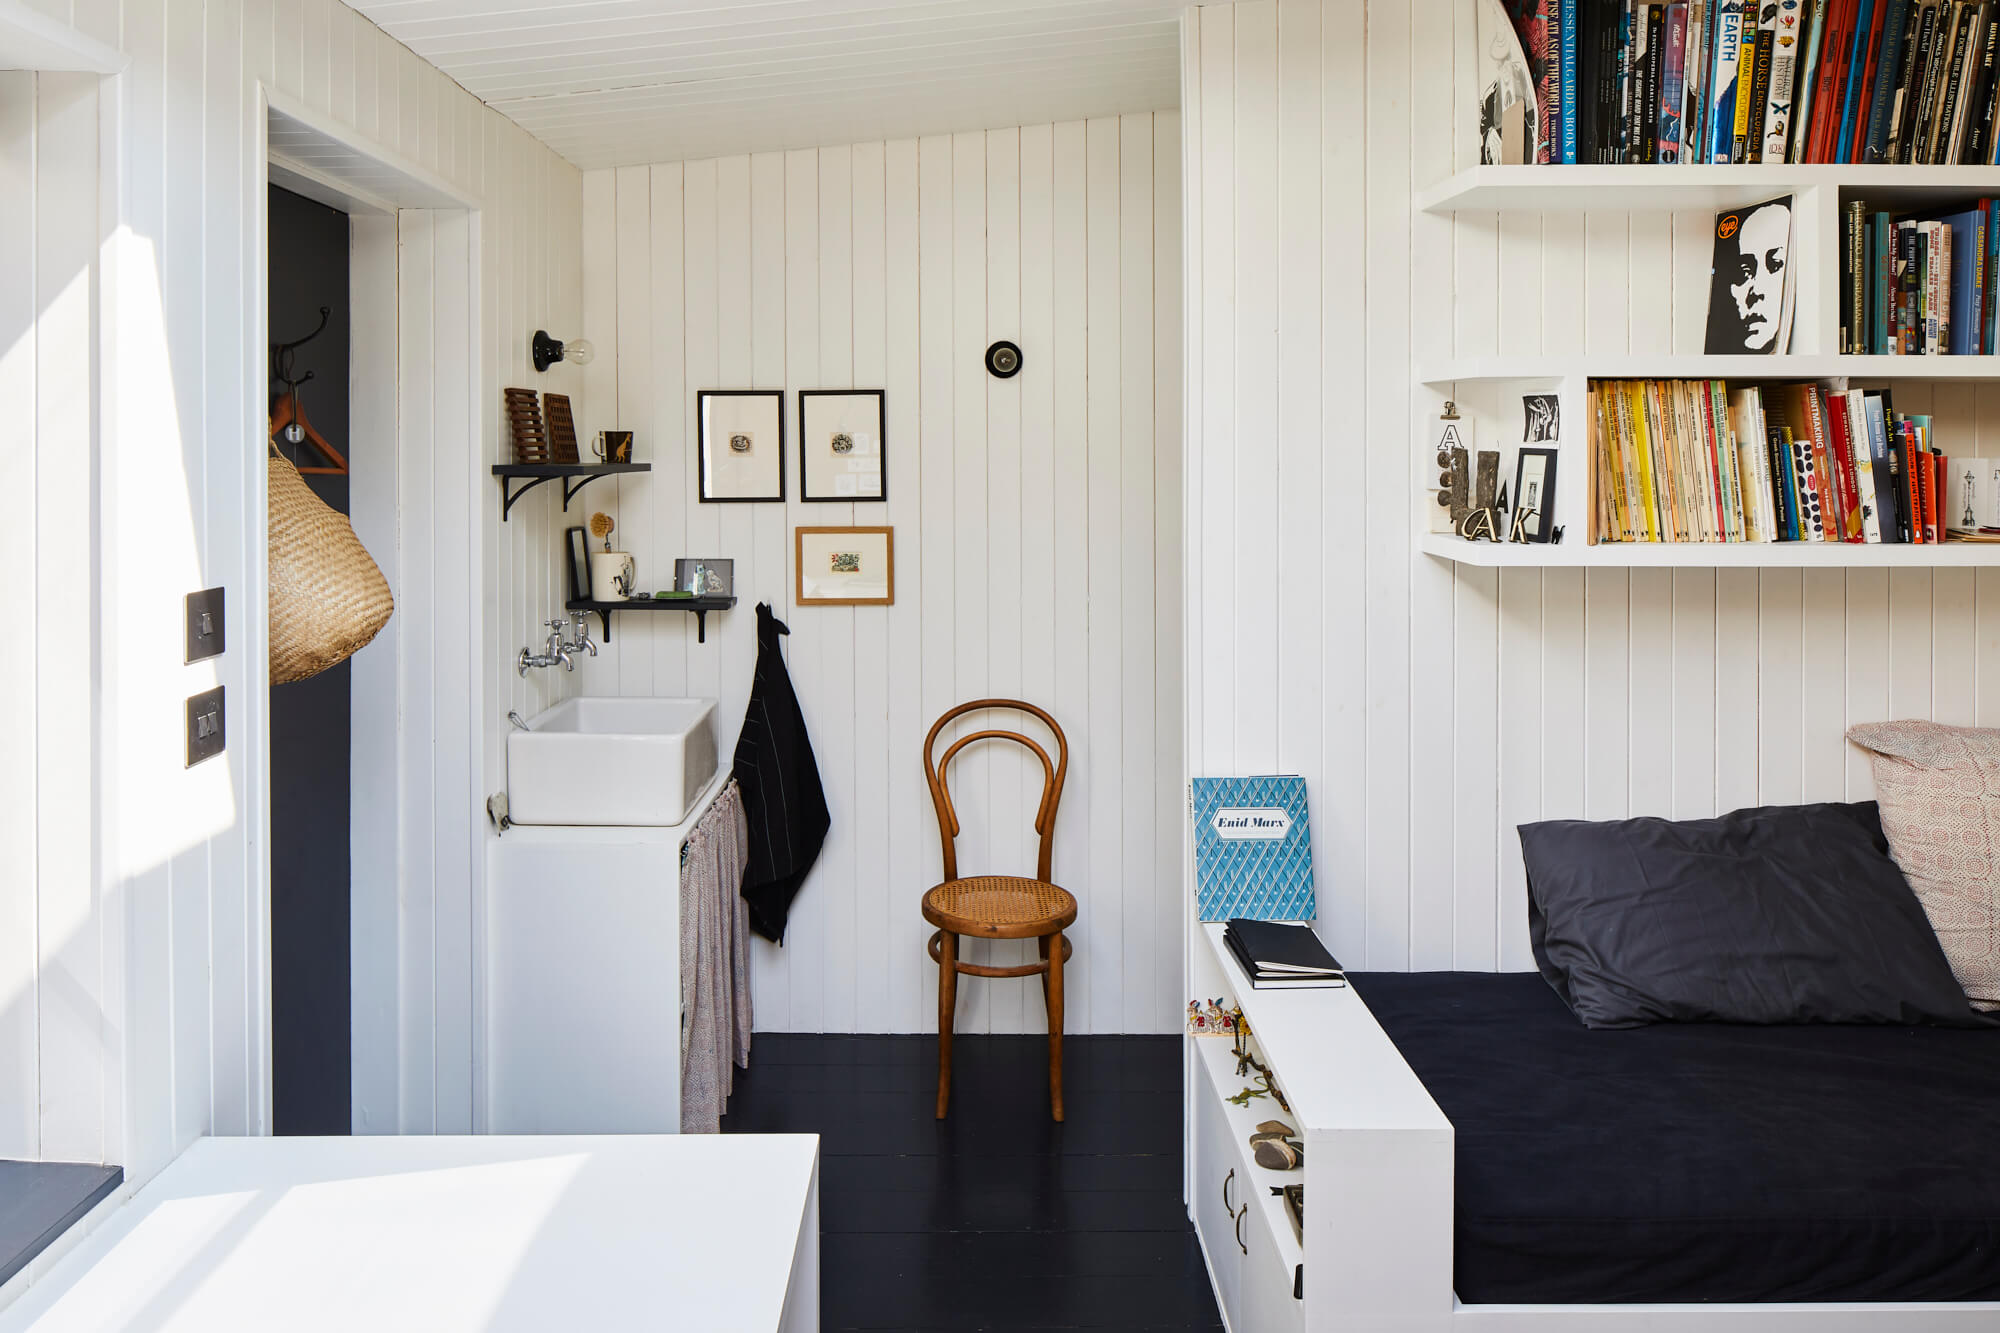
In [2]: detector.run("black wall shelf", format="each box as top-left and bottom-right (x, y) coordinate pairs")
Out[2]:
(568, 595), (736, 644)
(493, 462), (651, 521)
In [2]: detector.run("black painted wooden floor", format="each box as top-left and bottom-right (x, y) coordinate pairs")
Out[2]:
(723, 1034), (1223, 1332)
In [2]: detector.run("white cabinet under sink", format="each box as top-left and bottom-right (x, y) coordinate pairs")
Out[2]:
(506, 696), (719, 827)
(483, 768), (730, 1135)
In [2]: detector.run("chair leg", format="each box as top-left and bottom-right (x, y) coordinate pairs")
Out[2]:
(936, 930), (958, 1119)
(1046, 931), (1065, 1122)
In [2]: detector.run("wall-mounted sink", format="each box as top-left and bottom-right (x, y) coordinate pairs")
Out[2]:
(507, 697), (719, 826)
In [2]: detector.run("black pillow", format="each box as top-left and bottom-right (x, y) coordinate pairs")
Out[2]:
(1519, 802), (1984, 1029)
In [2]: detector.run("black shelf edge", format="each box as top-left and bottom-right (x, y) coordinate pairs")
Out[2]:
(493, 463), (652, 521)
(567, 595), (736, 644)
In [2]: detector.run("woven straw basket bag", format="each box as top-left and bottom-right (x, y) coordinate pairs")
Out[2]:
(268, 447), (394, 684)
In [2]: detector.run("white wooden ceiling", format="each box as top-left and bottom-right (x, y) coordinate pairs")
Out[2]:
(346, 0), (1186, 170)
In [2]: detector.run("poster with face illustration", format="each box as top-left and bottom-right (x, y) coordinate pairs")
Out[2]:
(1705, 197), (1796, 354)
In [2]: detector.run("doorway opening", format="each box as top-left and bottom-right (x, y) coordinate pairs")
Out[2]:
(255, 93), (486, 1137)
(267, 185), (353, 1135)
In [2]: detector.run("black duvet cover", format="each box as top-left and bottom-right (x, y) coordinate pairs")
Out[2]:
(1348, 971), (2000, 1304)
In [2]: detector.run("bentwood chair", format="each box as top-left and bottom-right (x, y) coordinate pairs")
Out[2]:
(922, 700), (1076, 1121)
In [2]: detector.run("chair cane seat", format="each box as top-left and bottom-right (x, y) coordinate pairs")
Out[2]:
(922, 875), (1077, 939)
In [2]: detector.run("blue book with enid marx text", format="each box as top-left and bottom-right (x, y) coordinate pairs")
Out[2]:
(1190, 776), (1316, 923)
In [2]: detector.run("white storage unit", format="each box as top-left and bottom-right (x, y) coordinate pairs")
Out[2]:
(1186, 924), (1454, 1333)
(483, 770), (730, 1134)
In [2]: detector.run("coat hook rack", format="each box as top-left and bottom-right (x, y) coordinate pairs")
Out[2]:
(270, 306), (348, 476)
(272, 305), (331, 389)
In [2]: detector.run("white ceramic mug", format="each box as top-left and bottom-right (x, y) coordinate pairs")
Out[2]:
(590, 551), (636, 602)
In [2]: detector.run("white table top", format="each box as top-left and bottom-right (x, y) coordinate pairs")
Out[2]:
(0, 1135), (819, 1332)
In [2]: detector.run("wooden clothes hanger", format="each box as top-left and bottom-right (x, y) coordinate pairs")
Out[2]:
(271, 389), (348, 475)
(270, 305), (348, 476)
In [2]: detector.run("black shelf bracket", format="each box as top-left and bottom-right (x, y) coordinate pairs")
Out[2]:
(567, 596), (736, 644)
(493, 463), (652, 522)
(498, 473), (557, 521)
(563, 473), (613, 509)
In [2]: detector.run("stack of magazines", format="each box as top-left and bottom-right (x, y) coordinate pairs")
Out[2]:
(1223, 918), (1347, 991)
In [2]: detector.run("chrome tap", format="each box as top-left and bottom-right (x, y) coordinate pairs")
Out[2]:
(564, 611), (599, 658)
(517, 619), (577, 675)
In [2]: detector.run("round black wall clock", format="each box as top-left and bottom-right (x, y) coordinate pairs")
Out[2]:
(984, 340), (1022, 379)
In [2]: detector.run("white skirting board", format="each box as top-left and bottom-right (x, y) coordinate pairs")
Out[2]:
(483, 770), (731, 1134)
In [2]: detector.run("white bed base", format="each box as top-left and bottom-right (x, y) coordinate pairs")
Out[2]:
(1188, 924), (2000, 1332)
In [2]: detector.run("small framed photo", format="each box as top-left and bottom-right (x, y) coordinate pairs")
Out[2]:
(798, 389), (886, 501)
(796, 526), (894, 605)
(1512, 447), (1559, 543)
(673, 557), (734, 598)
(698, 390), (785, 502)
(565, 526), (593, 602)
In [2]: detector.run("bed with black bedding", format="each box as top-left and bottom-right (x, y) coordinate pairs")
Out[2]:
(1346, 970), (2000, 1305)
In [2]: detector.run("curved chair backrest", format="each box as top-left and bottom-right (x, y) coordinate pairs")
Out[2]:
(924, 699), (1069, 884)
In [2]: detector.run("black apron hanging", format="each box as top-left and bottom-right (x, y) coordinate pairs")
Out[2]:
(733, 602), (830, 943)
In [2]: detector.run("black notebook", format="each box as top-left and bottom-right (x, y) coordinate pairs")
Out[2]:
(1223, 918), (1345, 990)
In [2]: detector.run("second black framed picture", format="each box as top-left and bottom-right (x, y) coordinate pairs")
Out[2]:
(698, 389), (785, 502)
(798, 389), (886, 501)
(1512, 447), (1558, 543)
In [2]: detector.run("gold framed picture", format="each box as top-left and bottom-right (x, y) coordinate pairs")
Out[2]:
(795, 526), (894, 606)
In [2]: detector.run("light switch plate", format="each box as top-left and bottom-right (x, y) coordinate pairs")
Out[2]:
(185, 587), (225, 663)
(186, 686), (225, 767)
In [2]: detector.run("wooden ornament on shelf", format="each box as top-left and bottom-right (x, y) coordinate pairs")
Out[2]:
(505, 387), (550, 463)
(543, 392), (581, 464)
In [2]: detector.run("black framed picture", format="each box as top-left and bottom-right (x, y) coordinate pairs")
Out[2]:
(698, 389), (785, 502)
(1512, 447), (1559, 543)
(798, 389), (886, 501)
(565, 526), (593, 601)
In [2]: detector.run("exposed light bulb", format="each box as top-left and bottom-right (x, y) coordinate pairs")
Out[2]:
(564, 337), (595, 367)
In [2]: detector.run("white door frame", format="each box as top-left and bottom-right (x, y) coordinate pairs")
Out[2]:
(251, 87), (487, 1137)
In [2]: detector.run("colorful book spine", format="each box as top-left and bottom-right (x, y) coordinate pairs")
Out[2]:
(1762, 0), (1804, 158)
(1873, 211), (1894, 351)
(1863, 393), (1900, 541)
(1864, 0), (1915, 158)
(1747, 23), (1778, 155)
(1734, 0), (1764, 156)
(1562, 0), (1581, 161)
(1986, 200), (1999, 348)
(1661, 3), (1692, 156)
(1834, 0), (1873, 159)
(1686, 0), (1712, 159)
(1713, 1), (1747, 159)
(1793, 0), (1831, 157)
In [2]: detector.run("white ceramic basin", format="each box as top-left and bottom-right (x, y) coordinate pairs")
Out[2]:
(507, 697), (720, 826)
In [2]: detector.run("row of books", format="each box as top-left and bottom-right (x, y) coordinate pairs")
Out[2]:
(1841, 198), (2000, 353)
(1590, 378), (1994, 542)
(1513, 0), (2000, 165)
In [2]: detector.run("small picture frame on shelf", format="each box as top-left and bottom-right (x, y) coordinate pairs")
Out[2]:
(698, 390), (785, 502)
(673, 557), (734, 598)
(1512, 447), (1559, 544)
(796, 526), (894, 605)
(565, 526), (593, 602)
(798, 389), (886, 501)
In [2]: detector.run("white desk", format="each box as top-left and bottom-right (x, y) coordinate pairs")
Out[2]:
(0, 1135), (819, 1333)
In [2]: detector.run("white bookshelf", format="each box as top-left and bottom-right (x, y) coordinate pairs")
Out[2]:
(1421, 355), (2000, 384)
(1417, 359), (2000, 567)
(1417, 164), (2000, 215)
(1420, 532), (1998, 567)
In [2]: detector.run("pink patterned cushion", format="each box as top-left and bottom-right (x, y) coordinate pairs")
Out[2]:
(1846, 720), (2000, 1010)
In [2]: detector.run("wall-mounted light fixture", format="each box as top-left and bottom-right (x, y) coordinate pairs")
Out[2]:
(532, 330), (596, 373)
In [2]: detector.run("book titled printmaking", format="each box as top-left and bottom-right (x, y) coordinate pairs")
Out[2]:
(1190, 776), (1316, 923)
